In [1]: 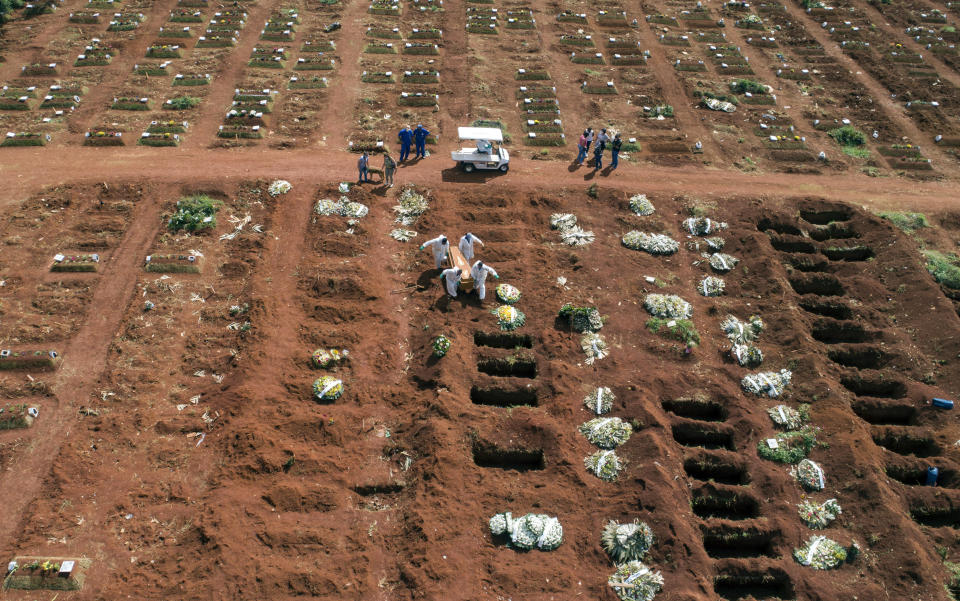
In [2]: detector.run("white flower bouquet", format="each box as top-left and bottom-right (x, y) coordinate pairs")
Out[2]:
(584, 386), (614, 414)
(767, 404), (807, 430)
(579, 417), (632, 448)
(622, 231), (679, 255)
(683, 216), (727, 235)
(794, 535), (847, 569)
(602, 520), (654, 562)
(489, 512), (563, 551)
(742, 369), (792, 397)
(313, 375), (343, 400)
(731, 343), (763, 367)
(698, 276), (725, 297)
(581, 332), (609, 364)
(608, 561), (664, 601)
(795, 458), (826, 491)
(798, 498), (841, 529)
(493, 305), (526, 331)
(432, 335), (450, 357)
(644, 294), (692, 319)
(709, 253), (739, 272)
(629, 193), (655, 216)
(393, 186), (428, 224)
(585, 449), (624, 481)
(550, 213), (577, 230)
(559, 303), (603, 332)
(560, 226), (595, 246)
(706, 236), (725, 251)
(390, 228), (417, 242)
(721, 314), (764, 344)
(312, 348), (348, 368)
(315, 196), (369, 218)
(496, 283), (521, 304)
(267, 179), (292, 196)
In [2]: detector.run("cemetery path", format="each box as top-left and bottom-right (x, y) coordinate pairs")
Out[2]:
(0, 145), (957, 213)
(0, 191), (162, 559)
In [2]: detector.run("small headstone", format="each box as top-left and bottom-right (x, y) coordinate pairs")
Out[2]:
(59, 561), (75, 577)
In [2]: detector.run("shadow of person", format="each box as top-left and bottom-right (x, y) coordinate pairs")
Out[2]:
(417, 269), (442, 290)
(601, 166), (614, 176)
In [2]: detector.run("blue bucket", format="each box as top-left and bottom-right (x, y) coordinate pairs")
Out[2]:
(932, 398), (955, 410)
(926, 467), (939, 486)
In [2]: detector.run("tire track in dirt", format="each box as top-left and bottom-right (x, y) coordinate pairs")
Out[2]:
(68, 0), (185, 135)
(314, 0), (367, 149)
(780, 0), (957, 164)
(180, 0), (278, 147)
(0, 189), (161, 559)
(632, 21), (724, 164)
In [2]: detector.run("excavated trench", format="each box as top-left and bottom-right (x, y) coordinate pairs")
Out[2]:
(672, 422), (735, 450)
(822, 246), (875, 261)
(799, 208), (852, 224)
(808, 223), (858, 241)
(757, 217), (802, 236)
(811, 320), (870, 344)
(472, 443), (545, 471)
(473, 331), (533, 349)
(714, 569), (795, 600)
(770, 236), (818, 254)
(662, 398), (729, 421)
(872, 429), (940, 457)
(799, 299), (853, 319)
(887, 464), (958, 488)
(853, 401), (916, 426)
(787, 254), (828, 272)
(477, 356), (537, 378)
(469, 386), (538, 407)
(683, 455), (751, 485)
(692, 488), (760, 520)
(789, 274), (844, 296)
(841, 375), (907, 398)
(701, 525), (780, 558)
(827, 346), (891, 370)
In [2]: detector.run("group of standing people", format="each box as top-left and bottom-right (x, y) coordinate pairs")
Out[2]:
(420, 233), (499, 301)
(576, 127), (623, 171)
(356, 124), (431, 187)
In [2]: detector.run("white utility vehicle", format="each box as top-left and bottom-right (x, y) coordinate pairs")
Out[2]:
(450, 126), (509, 173)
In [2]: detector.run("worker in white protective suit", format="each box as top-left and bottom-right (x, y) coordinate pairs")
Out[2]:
(458, 232), (484, 261)
(439, 267), (462, 297)
(420, 235), (449, 269)
(470, 260), (499, 301)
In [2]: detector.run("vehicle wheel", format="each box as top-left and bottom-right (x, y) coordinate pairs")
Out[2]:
(498, 164), (509, 173)
(463, 163), (475, 173)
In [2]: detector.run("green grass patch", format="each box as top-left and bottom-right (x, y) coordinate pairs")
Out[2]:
(0, 350), (61, 370)
(828, 125), (866, 147)
(168, 195), (220, 232)
(646, 317), (700, 346)
(757, 427), (817, 463)
(145, 254), (200, 272)
(841, 145), (870, 159)
(0, 404), (33, 430)
(164, 96), (201, 110)
(876, 211), (928, 232)
(924, 250), (960, 289)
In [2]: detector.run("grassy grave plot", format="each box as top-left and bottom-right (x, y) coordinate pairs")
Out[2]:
(169, 8), (203, 21)
(134, 61), (172, 76)
(0, 350), (61, 370)
(138, 132), (181, 146)
(597, 9), (628, 26)
(674, 59), (706, 72)
(729, 79), (775, 105)
(234, 88), (275, 105)
(369, 0), (399, 15)
(288, 74), (327, 88)
(164, 95), (201, 110)
(3, 558), (88, 591)
(68, 10), (101, 22)
(524, 132), (565, 146)
(302, 39), (336, 51)
(402, 42), (439, 55)
(0, 404), (35, 430)
(364, 41), (397, 53)
(144, 253), (200, 272)
(177, 0), (208, 6)
(157, 25), (193, 37)
(827, 125), (869, 159)
(0, 89), (36, 111)
(1, 132), (46, 146)
(261, 27), (296, 42)
(746, 35), (778, 47)
(402, 68), (438, 83)
(735, 13), (765, 29)
(172, 72), (210, 86)
(560, 33), (595, 47)
(111, 96), (151, 110)
(108, 12), (143, 30)
(571, 52), (605, 64)
(167, 194), (221, 232)
(218, 124), (263, 138)
(659, 33), (691, 46)
(777, 66), (810, 80)
(398, 90), (438, 107)
(611, 53), (646, 65)
(74, 42), (115, 67)
(224, 108), (265, 126)
(409, 26), (441, 39)
(21, 63), (58, 76)
(521, 97), (560, 114)
(146, 119), (188, 133)
(347, 135), (387, 152)
(146, 43), (182, 58)
(647, 13), (678, 26)
(295, 53), (335, 69)
(466, 17), (497, 33)
(524, 118), (563, 133)
(557, 9), (587, 23)
(505, 11), (534, 28)
(582, 78), (618, 94)
(410, 0), (443, 13)
(361, 69), (395, 82)
(39, 84), (85, 109)
(516, 68), (550, 80)
(248, 55), (287, 68)
(196, 34), (237, 47)
(50, 253), (100, 270)
(83, 129), (124, 145)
